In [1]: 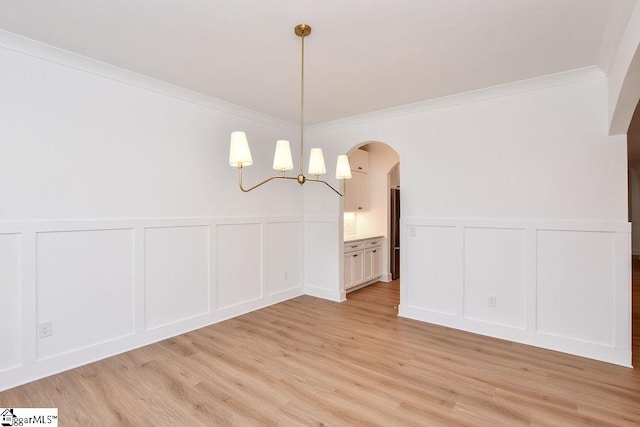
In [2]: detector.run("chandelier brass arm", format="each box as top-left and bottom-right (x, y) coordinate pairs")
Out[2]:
(237, 167), (298, 193)
(237, 165), (345, 196)
(307, 176), (345, 196)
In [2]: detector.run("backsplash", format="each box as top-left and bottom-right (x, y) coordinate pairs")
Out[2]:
(344, 212), (357, 238)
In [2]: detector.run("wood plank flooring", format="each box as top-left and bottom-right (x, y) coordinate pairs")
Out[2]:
(1, 272), (640, 425)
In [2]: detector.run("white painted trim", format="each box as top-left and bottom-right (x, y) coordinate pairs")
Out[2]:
(307, 67), (605, 134)
(306, 285), (344, 302)
(607, 1), (640, 135)
(399, 305), (630, 367)
(0, 215), (305, 392)
(402, 217), (631, 232)
(400, 217), (632, 367)
(379, 273), (392, 282)
(303, 217), (342, 302)
(0, 30), (297, 132)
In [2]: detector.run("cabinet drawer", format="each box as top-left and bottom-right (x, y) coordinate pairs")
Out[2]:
(366, 238), (382, 248)
(344, 241), (365, 252)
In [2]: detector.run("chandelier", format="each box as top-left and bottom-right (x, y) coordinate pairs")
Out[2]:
(228, 24), (352, 196)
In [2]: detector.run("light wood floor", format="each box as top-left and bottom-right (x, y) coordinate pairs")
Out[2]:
(1, 272), (640, 426)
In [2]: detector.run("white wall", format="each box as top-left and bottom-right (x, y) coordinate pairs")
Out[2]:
(0, 32), (305, 390)
(305, 72), (631, 366)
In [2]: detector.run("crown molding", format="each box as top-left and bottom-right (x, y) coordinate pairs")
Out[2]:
(0, 29), (608, 136)
(0, 29), (297, 132)
(306, 66), (606, 134)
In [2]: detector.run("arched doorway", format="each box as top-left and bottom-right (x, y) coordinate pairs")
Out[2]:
(627, 101), (640, 367)
(341, 141), (400, 306)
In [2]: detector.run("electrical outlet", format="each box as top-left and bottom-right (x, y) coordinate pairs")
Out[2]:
(39, 321), (52, 338)
(487, 295), (497, 308)
(283, 270), (288, 280)
(408, 226), (416, 237)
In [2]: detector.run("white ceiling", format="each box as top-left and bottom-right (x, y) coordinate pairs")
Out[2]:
(0, 0), (636, 124)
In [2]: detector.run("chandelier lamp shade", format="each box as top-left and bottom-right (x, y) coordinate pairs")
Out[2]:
(228, 24), (351, 196)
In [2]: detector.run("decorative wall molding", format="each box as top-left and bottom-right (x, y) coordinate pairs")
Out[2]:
(0, 216), (304, 392)
(304, 217), (343, 302)
(399, 217), (631, 367)
(0, 30), (297, 132)
(307, 67), (605, 135)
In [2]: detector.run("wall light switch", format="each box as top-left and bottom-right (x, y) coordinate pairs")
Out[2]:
(408, 226), (416, 237)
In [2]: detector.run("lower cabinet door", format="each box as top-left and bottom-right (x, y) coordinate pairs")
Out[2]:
(371, 247), (382, 278)
(344, 253), (354, 289)
(364, 248), (374, 282)
(352, 250), (364, 285)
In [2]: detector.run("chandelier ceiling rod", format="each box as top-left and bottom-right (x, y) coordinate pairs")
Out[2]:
(228, 24), (352, 196)
(298, 24), (307, 177)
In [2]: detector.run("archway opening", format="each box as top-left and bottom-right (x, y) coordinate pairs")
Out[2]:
(341, 141), (400, 309)
(628, 100), (640, 367)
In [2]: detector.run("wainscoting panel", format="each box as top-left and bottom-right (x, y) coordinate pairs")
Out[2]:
(266, 221), (302, 296)
(405, 225), (460, 315)
(305, 219), (341, 302)
(0, 234), (21, 372)
(215, 223), (262, 310)
(0, 217), (304, 392)
(36, 229), (135, 360)
(536, 230), (616, 346)
(463, 227), (526, 328)
(400, 218), (631, 366)
(144, 226), (210, 330)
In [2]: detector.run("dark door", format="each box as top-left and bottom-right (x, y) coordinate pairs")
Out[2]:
(390, 188), (400, 280)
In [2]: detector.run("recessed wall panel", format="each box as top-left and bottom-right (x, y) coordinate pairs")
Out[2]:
(537, 230), (615, 345)
(36, 229), (134, 359)
(406, 225), (459, 315)
(0, 234), (20, 371)
(463, 227), (526, 328)
(144, 226), (209, 329)
(307, 221), (339, 293)
(266, 222), (301, 295)
(216, 223), (262, 309)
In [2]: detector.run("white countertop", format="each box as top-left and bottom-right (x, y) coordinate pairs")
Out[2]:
(344, 235), (384, 243)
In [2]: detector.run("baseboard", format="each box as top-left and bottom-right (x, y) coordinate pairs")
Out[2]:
(399, 304), (632, 368)
(305, 285), (344, 302)
(379, 273), (393, 282)
(345, 277), (382, 293)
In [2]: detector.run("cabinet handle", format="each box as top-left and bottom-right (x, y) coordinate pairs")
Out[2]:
(358, 167), (363, 170)
(350, 245), (358, 248)
(353, 254), (358, 257)
(358, 207), (362, 210)
(371, 241), (378, 245)
(373, 250), (377, 253)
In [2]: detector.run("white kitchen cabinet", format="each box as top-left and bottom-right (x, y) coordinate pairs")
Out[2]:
(351, 250), (364, 285)
(344, 171), (368, 212)
(364, 246), (382, 282)
(344, 237), (382, 292)
(344, 240), (365, 290)
(343, 253), (354, 289)
(349, 148), (369, 173)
